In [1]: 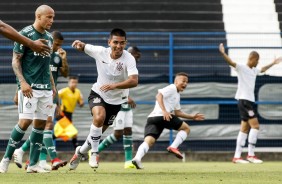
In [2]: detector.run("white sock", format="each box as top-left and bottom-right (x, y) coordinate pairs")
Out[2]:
(134, 142), (149, 161)
(248, 128), (259, 156)
(170, 130), (187, 148)
(80, 124), (102, 154)
(234, 131), (248, 158)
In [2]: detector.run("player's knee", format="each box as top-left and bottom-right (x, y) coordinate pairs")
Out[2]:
(18, 119), (33, 130)
(180, 123), (190, 134)
(45, 120), (53, 130)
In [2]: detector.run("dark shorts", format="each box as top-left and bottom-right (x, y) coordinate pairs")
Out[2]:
(237, 99), (257, 121)
(88, 90), (121, 126)
(144, 115), (183, 140)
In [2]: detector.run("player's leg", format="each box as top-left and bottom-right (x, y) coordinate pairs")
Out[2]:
(41, 112), (67, 170)
(0, 91), (33, 173)
(166, 117), (190, 159)
(123, 110), (135, 168)
(247, 117), (263, 163)
(14, 136), (30, 169)
(70, 91), (104, 170)
(98, 110), (126, 152)
(26, 91), (52, 173)
(132, 116), (163, 169)
(233, 121), (250, 163)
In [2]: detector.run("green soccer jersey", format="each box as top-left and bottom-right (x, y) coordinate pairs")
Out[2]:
(50, 52), (62, 103)
(14, 25), (53, 90)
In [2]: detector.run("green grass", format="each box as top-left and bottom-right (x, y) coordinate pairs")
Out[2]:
(0, 162), (282, 184)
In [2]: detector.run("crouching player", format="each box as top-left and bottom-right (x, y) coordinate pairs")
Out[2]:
(132, 72), (205, 169)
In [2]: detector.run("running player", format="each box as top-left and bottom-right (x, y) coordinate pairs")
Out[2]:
(69, 28), (139, 170)
(132, 72), (205, 169)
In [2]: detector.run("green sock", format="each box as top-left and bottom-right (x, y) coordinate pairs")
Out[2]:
(29, 127), (44, 166)
(4, 125), (25, 160)
(98, 134), (117, 152)
(123, 135), (133, 162)
(39, 144), (47, 161)
(43, 130), (57, 160)
(21, 138), (31, 152)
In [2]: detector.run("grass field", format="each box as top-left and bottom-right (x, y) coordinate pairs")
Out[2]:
(0, 161), (282, 184)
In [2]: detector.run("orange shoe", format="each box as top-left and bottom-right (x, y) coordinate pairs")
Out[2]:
(232, 157), (249, 164)
(167, 147), (183, 159)
(51, 158), (68, 170)
(24, 160), (30, 170)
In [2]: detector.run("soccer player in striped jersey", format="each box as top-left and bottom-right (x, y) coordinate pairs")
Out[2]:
(69, 28), (139, 170)
(0, 20), (50, 55)
(219, 43), (282, 164)
(0, 5), (56, 173)
(13, 31), (69, 171)
(97, 46), (141, 169)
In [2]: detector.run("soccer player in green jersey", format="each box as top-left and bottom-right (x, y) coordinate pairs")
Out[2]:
(97, 46), (141, 169)
(0, 20), (51, 55)
(0, 5), (56, 173)
(13, 31), (69, 171)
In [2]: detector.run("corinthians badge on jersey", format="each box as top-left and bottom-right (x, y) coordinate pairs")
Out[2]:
(25, 101), (32, 109)
(116, 62), (124, 71)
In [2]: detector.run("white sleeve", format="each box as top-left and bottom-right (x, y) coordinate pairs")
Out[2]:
(126, 55), (139, 76)
(84, 44), (104, 59)
(158, 84), (175, 98)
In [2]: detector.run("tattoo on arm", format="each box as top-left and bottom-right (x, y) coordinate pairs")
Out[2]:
(12, 52), (25, 83)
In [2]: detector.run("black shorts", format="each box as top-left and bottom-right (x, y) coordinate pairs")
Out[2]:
(237, 99), (257, 121)
(144, 115), (183, 140)
(88, 90), (121, 126)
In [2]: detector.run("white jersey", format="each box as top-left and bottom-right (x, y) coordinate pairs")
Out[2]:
(148, 84), (181, 117)
(234, 63), (260, 102)
(84, 44), (138, 105)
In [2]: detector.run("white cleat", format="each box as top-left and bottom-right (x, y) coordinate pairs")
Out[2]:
(132, 158), (144, 169)
(0, 158), (10, 173)
(38, 160), (52, 171)
(26, 164), (50, 173)
(89, 152), (99, 169)
(232, 157), (249, 164)
(13, 148), (25, 168)
(246, 156), (263, 164)
(69, 146), (84, 170)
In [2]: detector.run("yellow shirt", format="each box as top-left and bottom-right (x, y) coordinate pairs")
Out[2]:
(58, 87), (83, 113)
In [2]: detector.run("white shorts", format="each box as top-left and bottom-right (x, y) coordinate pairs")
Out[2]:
(18, 89), (53, 120)
(48, 103), (57, 120)
(113, 110), (133, 130)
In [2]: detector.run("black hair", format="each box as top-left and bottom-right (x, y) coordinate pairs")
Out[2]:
(52, 31), (64, 40)
(110, 28), (126, 39)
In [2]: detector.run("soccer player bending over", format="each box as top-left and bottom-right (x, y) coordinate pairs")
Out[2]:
(219, 43), (282, 164)
(132, 72), (205, 169)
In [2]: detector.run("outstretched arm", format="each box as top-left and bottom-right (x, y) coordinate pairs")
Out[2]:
(174, 110), (205, 121)
(0, 20), (50, 55)
(261, 56), (282, 73)
(219, 43), (236, 68)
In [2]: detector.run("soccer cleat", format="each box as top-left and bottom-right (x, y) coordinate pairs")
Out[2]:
(26, 164), (50, 173)
(232, 157), (249, 164)
(69, 146), (84, 170)
(13, 148), (25, 168)
(246, 156), (263, 164)
(0, 158), (10, 173)
(167, 146), (183, 159)
(38, 160), (52, 171)
(24, 160), (30, 170)
(132, 158), (144, 169)
(89, 152), (99, 169)
(124, 161), (136, 169)
(51, 158), (68, 170)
